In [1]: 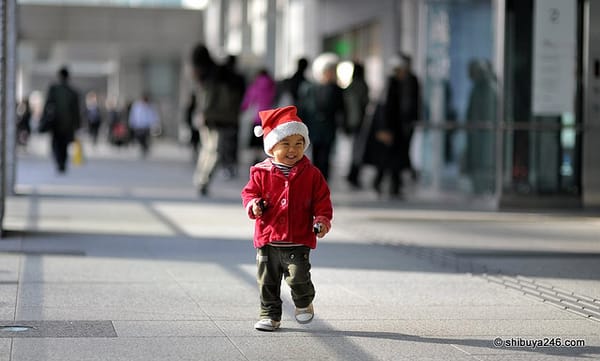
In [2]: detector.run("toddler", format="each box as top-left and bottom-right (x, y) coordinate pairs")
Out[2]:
(241, 105), (333, 331)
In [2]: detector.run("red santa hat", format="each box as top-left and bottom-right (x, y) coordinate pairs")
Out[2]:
(254, 105), (310, 156)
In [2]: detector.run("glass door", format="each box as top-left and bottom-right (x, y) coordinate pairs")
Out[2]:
(503, 0), (582, 198)
(420, 0), (497, 196)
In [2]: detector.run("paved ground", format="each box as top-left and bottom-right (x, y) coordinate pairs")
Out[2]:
(0, 134), (598, 360)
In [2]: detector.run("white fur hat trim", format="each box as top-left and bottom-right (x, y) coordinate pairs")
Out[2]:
(263, 121), (310, 156)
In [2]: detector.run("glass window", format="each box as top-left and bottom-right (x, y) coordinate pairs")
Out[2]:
(420, 0), (497, 195)
(504, 0), (581, 196)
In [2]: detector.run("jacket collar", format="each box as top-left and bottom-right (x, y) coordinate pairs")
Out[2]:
(256, 156), (310, 174)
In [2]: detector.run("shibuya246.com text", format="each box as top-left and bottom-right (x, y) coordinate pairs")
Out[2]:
(493, 337), (586, 349)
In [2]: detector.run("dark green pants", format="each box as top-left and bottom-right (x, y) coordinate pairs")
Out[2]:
(256, 245), (315, 321)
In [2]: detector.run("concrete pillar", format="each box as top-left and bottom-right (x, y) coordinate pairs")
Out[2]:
(0, 0), (6, 234)
(582, 0), (600, 207)
(6, 0), (16, 197)
(265, 0), (277, 72)
(241, 0), (252, 56)
(205, 0), (226, 55)
(303, 0), (320, 59)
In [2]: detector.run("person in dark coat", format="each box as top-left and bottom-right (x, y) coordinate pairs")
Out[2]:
(372, 54), (421, 197)
(286, 57), (309, 104)
(191, 45), (243, 195)
(297, 53), (345, 181)
(42, 66), (81, 173)
(344, 62), (370, 188)
(219, 55), (246, 178)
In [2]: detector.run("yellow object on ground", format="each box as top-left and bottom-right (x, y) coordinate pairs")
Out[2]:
(72, 139), (84, 166)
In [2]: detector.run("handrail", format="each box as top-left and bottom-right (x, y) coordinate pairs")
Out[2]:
(412, 120), (600, 131)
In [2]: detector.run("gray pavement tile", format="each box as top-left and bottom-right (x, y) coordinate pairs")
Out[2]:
(301, 284), (373, 306)
(0, 284), (17, 319)
(470, 258), (600, 283)
(0, 320), (116, 338)
(312, 241), (450, 274)
(201, 305), (261, 320)
(231, 334), (474, 361)
(215, 319), (424, 338)
(311, 264), (450, 284)
(18, 256), (175, 283)
(308, 305), (579, 321)
(16, 307), (205, 321)
(0, 309), (14, 320)
(22, 199), (174, 236)
(0, 254), (20, 281)
(415, 319), (599, 337)
(177, 282), (259, 306)
(332, 275), (536, 307)
(148, 202), (253, 240)
(16, 234), (156, 259)
(112, 321), (224, 337)
(16, 283), (207, 320)
(160, 262), (255, 284)
(11, 338), (246, 361)
(0, 339), (9, 361)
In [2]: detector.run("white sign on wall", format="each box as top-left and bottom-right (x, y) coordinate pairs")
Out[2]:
(532, 0), (576, 115)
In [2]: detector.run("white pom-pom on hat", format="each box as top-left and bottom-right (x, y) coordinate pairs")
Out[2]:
(254, 125), (264, 137)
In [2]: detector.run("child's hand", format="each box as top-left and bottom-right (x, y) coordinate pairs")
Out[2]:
(375, 130), (393, 146)
(252, 199), (265, 217)
(313, 223), (329, 238)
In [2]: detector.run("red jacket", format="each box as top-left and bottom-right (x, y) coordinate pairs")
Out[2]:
(241, 156), (333, 249)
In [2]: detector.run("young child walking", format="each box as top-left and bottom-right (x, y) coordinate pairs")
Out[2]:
(241, 105), (333, 332)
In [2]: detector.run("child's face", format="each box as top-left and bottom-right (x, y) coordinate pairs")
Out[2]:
(271, 134), (305, 166)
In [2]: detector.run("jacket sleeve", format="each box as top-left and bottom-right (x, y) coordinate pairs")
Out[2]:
(311, 169), (333, 230)
(241, 167), (263, 219)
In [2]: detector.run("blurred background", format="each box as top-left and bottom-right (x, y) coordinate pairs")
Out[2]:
(1, 0), (600, 231)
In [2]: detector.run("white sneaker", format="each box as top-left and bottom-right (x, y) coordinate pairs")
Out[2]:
(295, 303), (314, 324)
(254, 319), (281, 331)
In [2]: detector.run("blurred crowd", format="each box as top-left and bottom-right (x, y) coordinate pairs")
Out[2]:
(187, 44), (424, 198)
(15, 43), (496, 197)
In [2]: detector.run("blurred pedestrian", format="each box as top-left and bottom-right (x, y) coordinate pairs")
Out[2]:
(240, 68), (276, 164)
(16, 97), (32, 147)
(343, 62), (370, 188)
(372, 53), (421, 197)
(275, 57), (309, 107)
(107, 97), (129, 147)
(464, 58), (497, 194)
(190, 44), (242, 196)
(219, 55), (246, 179)
(128, 92), (160, 158)
(41, 66), (81, 173)
(241, 105), (333, 332)
(184, 92), (200, 158)
(85, 91), (102, 145)
(297, 53), (345, 180)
